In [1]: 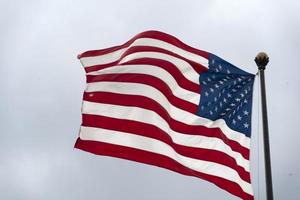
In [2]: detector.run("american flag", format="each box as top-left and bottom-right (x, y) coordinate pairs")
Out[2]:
(75, 30), (255, 200)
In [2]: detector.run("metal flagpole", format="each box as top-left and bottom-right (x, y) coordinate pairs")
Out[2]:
(255, 52), (274, 200)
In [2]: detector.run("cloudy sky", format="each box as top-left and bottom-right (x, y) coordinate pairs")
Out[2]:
(1, 0), (299, 199)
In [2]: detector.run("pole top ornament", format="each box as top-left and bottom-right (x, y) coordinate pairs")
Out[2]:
(255, 52), (269, 70)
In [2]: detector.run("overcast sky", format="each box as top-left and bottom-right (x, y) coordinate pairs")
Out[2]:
(1, 0), (300, 199)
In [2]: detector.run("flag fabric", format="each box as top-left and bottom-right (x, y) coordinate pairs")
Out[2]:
(75, 30), (255, 200)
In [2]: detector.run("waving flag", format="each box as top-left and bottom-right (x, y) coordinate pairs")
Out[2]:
(75, 30), (255, 200)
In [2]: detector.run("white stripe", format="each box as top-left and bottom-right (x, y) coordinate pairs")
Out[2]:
(79, 126), (253, 195)
(86, 81), (199, 115)
(85, 81), (250, 149)
(87, 64), (199, 104)
(119, 52), (199, 85)
(79, 38), (208, 68)
(132, 38), (208, 67)
(82, 100), (250, 172)
(80, 48), (127, 67)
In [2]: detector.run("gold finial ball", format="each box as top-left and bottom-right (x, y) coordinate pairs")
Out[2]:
(256, 52), (269, 60)
(255, 52), (269, 70)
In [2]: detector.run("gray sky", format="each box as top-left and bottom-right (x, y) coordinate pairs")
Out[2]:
(1, 0), (299, 199)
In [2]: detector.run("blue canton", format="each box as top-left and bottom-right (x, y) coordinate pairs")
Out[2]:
(197, 54), (255, 137)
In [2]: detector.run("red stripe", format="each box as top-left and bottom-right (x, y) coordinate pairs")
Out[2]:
(78, 30), (209, 60)
(84, 60), (120, 73)
(117, 46), (207, 73)
(82, 113), (251, 183)
(75, 139), (253, 200)
(86, 73), (198, 114)
(84, 92), (250, 160)
(83, 47), (207, 90)
(86, 58), (201, 95)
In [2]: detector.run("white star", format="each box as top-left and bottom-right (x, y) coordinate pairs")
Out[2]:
(219, 80), (224, 85)
(215, 68), (219, 72)
(210, 88), (214, 93)
(218, 65), (222, 70)
(209, 110), (213, 115)
(243, 110), (249, 115)
(223, 98), (227, 103)
(203, 81), (207, 85)
(235, 98), (241, 102)
(232, 119), (236, 124)
(244, 99), (248, 103)
(227, 70), (231, 74)
(225, 108), (231, 111)
(205, 92), (209, 96)
(215, 84), (219, 88)
(214, 97), (217, 102)
(238, 77), (242, 82)
(237, 115), (242, 120)
(240, 93), (245, 98)
(220, 102), (223, 107)
(227, 93), (232, 98)
(207, 77), (211, 82)
(244, 123), (249, 128)
(230, 103), (236, 107)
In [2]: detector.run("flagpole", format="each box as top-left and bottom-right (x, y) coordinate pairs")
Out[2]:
(255, 52), (274, 200)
